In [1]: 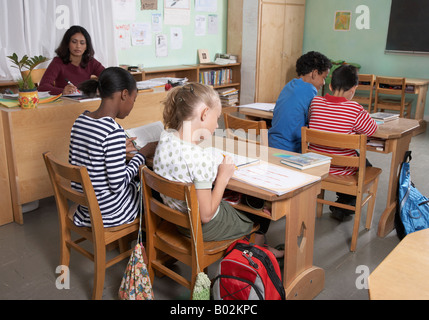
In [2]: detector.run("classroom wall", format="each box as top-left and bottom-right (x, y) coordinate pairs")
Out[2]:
(115, 0), (228, 68)
(303, 0), (429, 118)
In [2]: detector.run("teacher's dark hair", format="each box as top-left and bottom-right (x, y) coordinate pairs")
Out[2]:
(55, 25), (95, 68)
(79, 67), (137, 98)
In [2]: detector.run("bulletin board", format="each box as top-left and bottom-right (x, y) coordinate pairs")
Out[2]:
(113, 0), (228, 68)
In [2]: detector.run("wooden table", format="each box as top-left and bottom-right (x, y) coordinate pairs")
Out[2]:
(368, 228), (429, 300)
(239, 108), (420, 238)
(0, 90), (168, 225)
(406, 78), (429, 135)
(205, 136), (330, 300)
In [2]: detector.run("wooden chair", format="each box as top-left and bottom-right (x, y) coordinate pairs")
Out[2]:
(373, 76), (413, 118)
(223, 112), (268, 146)
(141, 166), (258, 297)
(43, 151), (140, 300)
(301, 128), (382, 252)
(352, 74), (375, 113)
(21, 68), (46, 87)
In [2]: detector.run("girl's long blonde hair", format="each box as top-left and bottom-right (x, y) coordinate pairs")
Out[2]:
(163, 83), (221, 130)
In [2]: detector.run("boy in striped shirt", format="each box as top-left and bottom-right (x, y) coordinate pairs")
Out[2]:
(308, 64), (378, 221)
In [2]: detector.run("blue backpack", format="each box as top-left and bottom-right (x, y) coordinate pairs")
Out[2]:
(395, 151), (429, 239)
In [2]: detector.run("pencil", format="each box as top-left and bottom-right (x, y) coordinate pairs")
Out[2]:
(222, 153), (238, 169)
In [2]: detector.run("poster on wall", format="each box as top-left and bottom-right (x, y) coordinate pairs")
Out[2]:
(195, 15), (206, 36)
(164, 0), (191, 25)
(170, 27), (183, 50)
(195, 0), (217, 12)
(141, 0), (158, 10)
(115, 24), (131, 50)
(165, 0), (190, 9)
(156, 34), (168, 57)
(152, 13), (162, 33)
(334, 11), (351, 31)
(113, 0), (136, 21)
(208, 14), (218, 34)
(131, 23), (152, 46)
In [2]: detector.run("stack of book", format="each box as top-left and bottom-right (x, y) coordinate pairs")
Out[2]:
(214, 53), (238, 65)
(216, 87), (239, 107)
(280, 152), (331, 170)
(370, 112), (399, 123)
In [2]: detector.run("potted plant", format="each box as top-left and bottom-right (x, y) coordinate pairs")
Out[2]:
(7, 53), (49, 109)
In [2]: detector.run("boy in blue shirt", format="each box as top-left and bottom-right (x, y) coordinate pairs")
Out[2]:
(268, 51), (332, 153)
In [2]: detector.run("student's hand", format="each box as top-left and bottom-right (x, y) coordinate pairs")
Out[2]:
(138, 141), (158, 158)
(217, 155), (236, 183)
(126, 137), (138, 153)
(63, 84), (78, 95)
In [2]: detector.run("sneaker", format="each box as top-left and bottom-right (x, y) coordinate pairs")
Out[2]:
(330, 207), (346, 222)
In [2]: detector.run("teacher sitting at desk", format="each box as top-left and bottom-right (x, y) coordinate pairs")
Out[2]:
(38, 25), (105, 95)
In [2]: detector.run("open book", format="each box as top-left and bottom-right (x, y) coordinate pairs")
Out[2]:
(232, 161), (321, 196)
(125, 121), (164, 149)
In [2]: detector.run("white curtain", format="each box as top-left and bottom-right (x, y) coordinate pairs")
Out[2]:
(0, 0), (117, 80)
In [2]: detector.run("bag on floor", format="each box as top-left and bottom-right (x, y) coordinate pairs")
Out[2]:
(395, 151), (429, 240)
(212, 239), (285, 300)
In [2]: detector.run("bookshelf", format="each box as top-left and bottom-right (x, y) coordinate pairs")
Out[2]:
(131, 63), (241, 108)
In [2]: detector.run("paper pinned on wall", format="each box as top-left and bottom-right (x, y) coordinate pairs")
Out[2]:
(155, 34), (168, 57)
(141, 0), (158, 10)
(195, 0), (217, 12)
(170, 27), (183, 50)
(113, 0), (136, 21)
(164, 9), (191, 25)
(152, 13), (162, 33)
(195, 15), (206, 36)
(208, 14), (218, 35)
(131, 23), (152, 46)
(115, 24), (131, 50)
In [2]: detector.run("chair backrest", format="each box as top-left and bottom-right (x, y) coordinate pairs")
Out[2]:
(22, 68), (46, 87)
(141, 166), (204, 252)
(354, 74), (375, 103)
(43, 151), (104, 232)
(375, 76), (407, 101)
(301, 127), (367, 183)
(223, 112), (268, 146)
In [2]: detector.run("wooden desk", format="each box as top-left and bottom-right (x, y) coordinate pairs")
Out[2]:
(0, 90), (168, 225)
(239, 108), (420, 237)
(205, 136), (330, 299)
(405, 78), (429, 135)
(368, 229), (429, 300)
(0, 80), (19, 94)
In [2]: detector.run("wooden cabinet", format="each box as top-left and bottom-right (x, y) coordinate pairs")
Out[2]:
(227, 0), (306, 103)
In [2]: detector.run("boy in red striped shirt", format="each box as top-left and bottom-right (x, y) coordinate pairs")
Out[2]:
(308, 64), (378, 221)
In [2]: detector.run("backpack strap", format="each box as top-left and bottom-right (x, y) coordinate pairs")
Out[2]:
(403, 150), (412, 163)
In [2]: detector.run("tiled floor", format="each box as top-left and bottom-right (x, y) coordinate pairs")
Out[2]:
(0, 127), (427, 300)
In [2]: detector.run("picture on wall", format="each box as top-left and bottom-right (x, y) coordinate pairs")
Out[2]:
(334, 11), (351, 31)
(165, 0), (190, 9)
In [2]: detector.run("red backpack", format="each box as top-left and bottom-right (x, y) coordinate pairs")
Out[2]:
(212, 240), (285, 300)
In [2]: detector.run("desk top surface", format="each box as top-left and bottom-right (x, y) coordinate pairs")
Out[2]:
(369, 229), (429, 300)
(239, 108), (420, 140)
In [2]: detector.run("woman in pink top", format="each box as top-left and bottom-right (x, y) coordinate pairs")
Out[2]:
(38, 25), (105, 95)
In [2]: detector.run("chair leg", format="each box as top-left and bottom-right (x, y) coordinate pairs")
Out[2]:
(60, 230), (71, 267)
(316, 190), (325, 218)
(92, 246), (106, 300)
(365, 178), (380, 230)
(350, 200), (363, 252)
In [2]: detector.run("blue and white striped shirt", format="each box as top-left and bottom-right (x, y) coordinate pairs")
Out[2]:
(69, 112), (145, 227)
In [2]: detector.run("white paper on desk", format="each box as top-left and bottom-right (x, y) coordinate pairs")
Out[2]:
(232, 162), (320, 196)
(239, 103), (275, 112)
(125, 121), (164, 149)
(207, 147), (260, 168)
